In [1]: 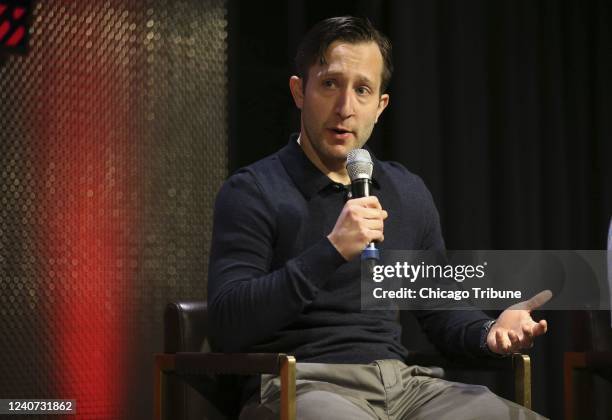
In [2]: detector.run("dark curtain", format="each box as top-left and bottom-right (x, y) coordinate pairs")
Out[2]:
(229, 1), (612, 418)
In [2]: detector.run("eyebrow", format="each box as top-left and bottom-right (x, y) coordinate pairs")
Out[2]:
(319, 71), (376, 87)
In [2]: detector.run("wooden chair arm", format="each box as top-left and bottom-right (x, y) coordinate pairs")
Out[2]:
(154, 352), (296, 420)
(405, 351), (531, 409)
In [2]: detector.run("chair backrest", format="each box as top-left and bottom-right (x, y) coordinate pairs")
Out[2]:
(165, 301), (210, 353)
(164, 301), (231, 420)
(608, 217), (612, 327)
(586, 219), (612, 350)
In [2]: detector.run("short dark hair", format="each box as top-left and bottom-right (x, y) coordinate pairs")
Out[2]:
(295, 16), (393, 94)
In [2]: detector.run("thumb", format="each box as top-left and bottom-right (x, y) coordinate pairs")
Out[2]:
(510, 289), (553, 312)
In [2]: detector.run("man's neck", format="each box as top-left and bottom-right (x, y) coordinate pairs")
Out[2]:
(297, 134), (350, 185)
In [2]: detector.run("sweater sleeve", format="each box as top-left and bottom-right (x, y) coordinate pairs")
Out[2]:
(207, 170), (346, 352)
(410, 175), (494, 358)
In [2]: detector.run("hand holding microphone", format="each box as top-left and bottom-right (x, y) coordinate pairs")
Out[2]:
(327, 149), (386, 261)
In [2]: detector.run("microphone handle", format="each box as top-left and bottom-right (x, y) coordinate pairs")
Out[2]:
(350, 178), (379, 260)
(350, 178), (371, 199)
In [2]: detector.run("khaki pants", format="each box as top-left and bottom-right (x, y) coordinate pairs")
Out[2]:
(240, 360), (547, 420)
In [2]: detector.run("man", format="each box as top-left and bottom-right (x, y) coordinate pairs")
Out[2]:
(208, 16), (548, 419)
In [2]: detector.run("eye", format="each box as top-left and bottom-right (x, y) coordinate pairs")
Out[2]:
(322, 79), (336, 88)
(356, 86), (371, 96)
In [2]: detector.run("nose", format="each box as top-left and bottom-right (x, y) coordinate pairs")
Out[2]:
(335, 88), (355, 119)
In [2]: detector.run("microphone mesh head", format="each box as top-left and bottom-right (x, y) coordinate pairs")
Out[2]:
(346, 149), (373, 181)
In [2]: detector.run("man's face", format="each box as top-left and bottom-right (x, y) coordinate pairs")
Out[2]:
(290, 41), (389, 170)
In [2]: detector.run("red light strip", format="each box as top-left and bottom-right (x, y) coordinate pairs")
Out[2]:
(36, 8), (136, 416)
(0, 1), (29, 50)
(4, 25), (23, 46)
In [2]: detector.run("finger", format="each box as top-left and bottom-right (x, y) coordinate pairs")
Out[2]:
(364, 219), (384, 231)
(354, 196), (382, 209)
(501, 330), (512, 353)
(360, 208), (387, 220)
(508, 330), (521, 352)
(518, 325), (534, 348)
(367, 230), (384, 243)
(531, 319), (548, 336)
(522, 323), (534, 342)
(345, 197), (380, 211)
(496, 329), (511, 353)
(511, 289), (553, 311)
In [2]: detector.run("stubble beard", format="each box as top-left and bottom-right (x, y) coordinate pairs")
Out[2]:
(316, 131), (356, 170)
(302, 115), (374, 170)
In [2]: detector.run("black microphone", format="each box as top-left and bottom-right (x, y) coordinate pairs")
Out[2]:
(346, 149), (379, 261)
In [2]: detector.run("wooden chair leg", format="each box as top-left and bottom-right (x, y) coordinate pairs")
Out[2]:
(280, 355), (296, 420)
(154, 354), (176, 420)
(564, 352), (586, 420)
(512, 354), (531, 409)
(154, 358), (163, 420)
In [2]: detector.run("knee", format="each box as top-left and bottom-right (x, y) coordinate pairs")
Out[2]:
(464, 386), (546, 419)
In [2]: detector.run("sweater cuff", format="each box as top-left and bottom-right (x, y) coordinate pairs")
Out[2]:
(480, 319), (510, 358)
(295, 237), (346, 288)
(465, 318), (494, 357)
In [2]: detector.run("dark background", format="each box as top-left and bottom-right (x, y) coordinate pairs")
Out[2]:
(1, 0), (609, 418)
(228, 0), (612, 418)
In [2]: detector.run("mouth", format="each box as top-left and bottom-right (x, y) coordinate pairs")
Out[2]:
(327, 128), (354, 140)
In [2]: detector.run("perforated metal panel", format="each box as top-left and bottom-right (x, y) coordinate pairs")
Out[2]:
(0, 0), (226, 418)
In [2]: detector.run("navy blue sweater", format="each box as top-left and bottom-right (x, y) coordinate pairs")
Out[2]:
(207, 136), (492, 400)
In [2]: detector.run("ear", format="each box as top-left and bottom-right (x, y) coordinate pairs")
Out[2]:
(374, 93), (390, 123)
(289, 76), (304, 110)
